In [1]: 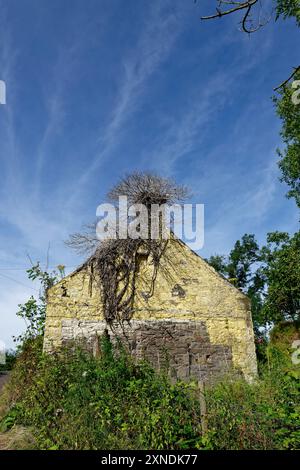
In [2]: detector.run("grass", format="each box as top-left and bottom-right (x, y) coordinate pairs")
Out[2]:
(0, 426), (36, 450)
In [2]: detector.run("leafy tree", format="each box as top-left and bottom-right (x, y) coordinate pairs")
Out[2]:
(276, 0), (300, 25)
(226, 235), (267, 331)
(14, 263), (62, 347)
(273, 71), (300, 208)
(260, 231), (300, 323)
(226, 234), (260, 289)
(206, 234), (261, 289)
(205, 254), (228, 277)
(206, 234), (265, 330)
(207, 231), (300, 329)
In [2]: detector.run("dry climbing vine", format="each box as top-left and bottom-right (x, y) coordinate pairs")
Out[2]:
(66, 172), (189, 326)
(86, 238), (168, 325)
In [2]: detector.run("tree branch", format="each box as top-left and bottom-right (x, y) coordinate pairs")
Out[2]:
(201, 0), (259, 20)
(274, 65), (300, 91)
(200, 0), (268, 34)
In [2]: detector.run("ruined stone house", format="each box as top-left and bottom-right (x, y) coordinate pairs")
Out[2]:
(44, 237), (257, 383)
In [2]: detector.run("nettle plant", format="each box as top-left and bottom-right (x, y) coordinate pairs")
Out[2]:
(15, 263), (64, 347)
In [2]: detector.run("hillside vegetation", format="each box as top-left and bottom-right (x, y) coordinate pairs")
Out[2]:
(0, 329), (299, 450)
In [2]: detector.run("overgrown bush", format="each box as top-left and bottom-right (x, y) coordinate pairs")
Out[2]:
(204, 346), (300, 450)
(1, 330), (300, 450)
(1, 336), (202, 450)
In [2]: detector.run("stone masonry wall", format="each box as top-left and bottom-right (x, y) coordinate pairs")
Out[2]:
(61, 319), (234, 383)
(44, 238), (258, 383)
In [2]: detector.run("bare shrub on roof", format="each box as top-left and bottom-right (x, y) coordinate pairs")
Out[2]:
(66, 172), (189, 325)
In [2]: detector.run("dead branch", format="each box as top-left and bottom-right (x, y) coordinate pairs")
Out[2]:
(199, 0), (267, 34)
(197, 1), (299, 91)
(274, 65), (300, 91)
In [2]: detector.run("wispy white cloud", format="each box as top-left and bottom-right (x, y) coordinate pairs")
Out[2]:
(0, 18), (82, 344)
(67, 2), (185, 204)
(34, 42), (84, 198)
(0, 6), (20, 195)
(140, 31), (274, 176)
(200, 150), (298, 257)
(0, 0), (297, 349)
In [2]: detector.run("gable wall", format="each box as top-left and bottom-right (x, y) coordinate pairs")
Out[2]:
(44, 240), (257, 382)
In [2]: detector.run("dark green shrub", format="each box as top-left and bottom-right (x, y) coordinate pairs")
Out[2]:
(2, 335), (202, 450)
(2, 334), (300, 450)
(204, 350), (300, 450)
(0, 350), (17, 372)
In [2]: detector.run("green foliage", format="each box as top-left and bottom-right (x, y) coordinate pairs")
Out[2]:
(274, 70), (300, 208)
(207, 231), (300, 331)
(226, 234), (260, 290)
(206, 234), (260, 290)
(269, 321), (300, 363)
(205, 255), (227, 277)
(2, 335), (300, 450)
(270, 320), (300, 343)
(1, 336), (202, 450)
(15, 297), (46, 344)
(204, 352), (300, 450)
(260, 231), (300, 323)
(206, 234), (265, 330)
(0, 351), (16, 372)
(276, 0), (300, 25)
(14, 263), (60, 347)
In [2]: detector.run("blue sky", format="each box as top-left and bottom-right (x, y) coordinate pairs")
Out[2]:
(0, 0), (299, 347)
